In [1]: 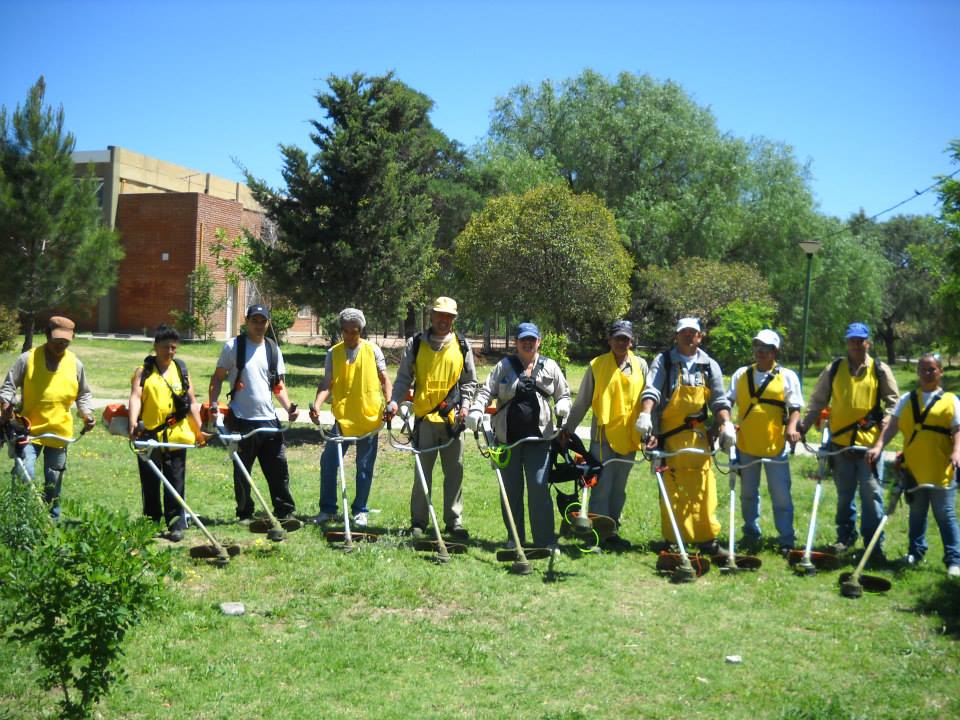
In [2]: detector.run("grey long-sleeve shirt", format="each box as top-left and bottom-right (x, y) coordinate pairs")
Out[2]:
(390, 330), (477, 415)
(0, 349), (94, 416)
(471, 354), (571, 444)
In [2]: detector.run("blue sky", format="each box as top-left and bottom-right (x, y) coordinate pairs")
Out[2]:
(3, 0), (957, 220)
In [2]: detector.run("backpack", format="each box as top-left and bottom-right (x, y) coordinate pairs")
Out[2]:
(505, 355), (548, 443)
(229, 334), (281, 399)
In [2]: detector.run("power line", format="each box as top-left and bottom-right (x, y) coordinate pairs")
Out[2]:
(820, 167), (960, 243)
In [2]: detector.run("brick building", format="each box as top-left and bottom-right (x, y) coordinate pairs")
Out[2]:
(73, 146), (317, 338)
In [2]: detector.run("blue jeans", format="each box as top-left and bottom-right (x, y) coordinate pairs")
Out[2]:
(500, 442), (555, 547)
(16, 442), (68, 519)
(737, 448), (795, 547)
(832, 444), (885, 549)
(319, 432), (378, 515)
(907, 485), (960, 567)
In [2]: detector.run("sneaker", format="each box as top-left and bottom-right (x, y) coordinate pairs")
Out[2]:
(602, 534), (632, 551)
(166, 529), (184, 543)
(445, 524), (469, 540)
(778, 545), (794, 558)
(313, 511), (336, 525)
(865, 550), (887, 569)
(352, 512), (368, 528)
(829, 540), (852, 555)
(548, 543), (561, 558)
(699, 540), (727, 557)
(237, 516), (254, 527)
(504, 539), (516, 550)
(900, 553), (920, 567)
(948, 565), (960, 578)
(410, 525), (425, 539)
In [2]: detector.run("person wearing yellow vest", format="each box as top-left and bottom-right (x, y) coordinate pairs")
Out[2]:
(637, 317), (736, 555)
(726, 330), (803, 554)
(1, 316), (94, 519)
(127, 325), (203, 542)
(802, 322), (899, 559)
(866, 353), (960, 577)
(561, 320), (647, 549)
(388, 297), (477, 539)
(309, 308), (392, 528)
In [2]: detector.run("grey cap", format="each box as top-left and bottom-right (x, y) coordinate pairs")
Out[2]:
(608, 319), (633, 339)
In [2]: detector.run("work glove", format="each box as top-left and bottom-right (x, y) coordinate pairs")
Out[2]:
(82, 413), (96, 434)
(555, 398), (571, 423)
(466, 410), (482, 433)
(719, 421), (737, 450)
(635, 412), (653, 440)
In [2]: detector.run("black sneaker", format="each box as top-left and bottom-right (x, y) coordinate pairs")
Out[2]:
(778, 545), (794, 558)
(410, 525), (425, 539)
(166, 529), (184, 543)
(445, 524), (469, 540)
(829, 540), (853, 555)
(699, 540), (727, 557)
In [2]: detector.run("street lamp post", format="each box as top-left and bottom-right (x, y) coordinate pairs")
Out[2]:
(798, 239), (822, 388)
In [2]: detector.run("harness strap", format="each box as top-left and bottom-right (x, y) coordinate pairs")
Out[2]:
(740, 366), (783, 423)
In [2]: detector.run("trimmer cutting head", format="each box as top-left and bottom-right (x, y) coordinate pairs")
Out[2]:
(839, 571), (891, 597)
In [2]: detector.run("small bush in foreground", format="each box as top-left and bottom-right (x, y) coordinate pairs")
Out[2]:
(0, 489), (176, 719)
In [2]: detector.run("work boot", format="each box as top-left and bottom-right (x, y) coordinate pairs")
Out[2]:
(445, 524), (469, 540)
(699, 540), (727, 558)
(410, 525), (425, 539)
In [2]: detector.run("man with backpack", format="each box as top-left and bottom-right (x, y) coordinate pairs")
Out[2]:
(208, 304), (299, 523)
(0, 315), (95, 519)
(127, 325), (203, 541)
(561, 319), (647, 549)
(388, 297), (477, 539)
(802, 322), (899, 560)
(636, 318), (735, 555)
(725, 329), (803, 555)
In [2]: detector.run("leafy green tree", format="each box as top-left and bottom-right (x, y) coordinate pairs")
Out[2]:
(0, 76), (123, 351)
(934, 140), (960, 352)
(454, 184), (632, 334)
(847, 212), (949, 363)
(246, 72), (453, 329)
(631, 258), (775, 351)
(706, 299), (781, 371)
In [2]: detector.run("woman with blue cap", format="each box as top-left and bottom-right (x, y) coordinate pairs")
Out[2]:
(468, 322), (571, 551)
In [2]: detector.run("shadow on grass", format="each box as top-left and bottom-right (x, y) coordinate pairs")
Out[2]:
(912, 577), (960, 639)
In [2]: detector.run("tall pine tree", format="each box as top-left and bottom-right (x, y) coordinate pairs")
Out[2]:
(246, 72), (455, 330)
(0, 76), (123, 350)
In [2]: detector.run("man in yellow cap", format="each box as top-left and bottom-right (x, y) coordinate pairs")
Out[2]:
(388, 297), (477, 539)
(1, 316), (95, 518)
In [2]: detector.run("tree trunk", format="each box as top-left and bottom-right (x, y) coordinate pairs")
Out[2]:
(879, 321), (896, 365)
(20, 312), (35, 353)
(403, 303), (416, 338)
(483, 317), (491, 354)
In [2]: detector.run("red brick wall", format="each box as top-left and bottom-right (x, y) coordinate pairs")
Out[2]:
(114, 193), (200, 334)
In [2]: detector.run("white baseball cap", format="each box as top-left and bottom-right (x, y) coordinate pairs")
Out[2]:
(753, 329), (781, 350)
(675, 317), (701, 333)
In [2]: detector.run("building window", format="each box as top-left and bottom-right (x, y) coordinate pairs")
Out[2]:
(298, 306), (311, 319)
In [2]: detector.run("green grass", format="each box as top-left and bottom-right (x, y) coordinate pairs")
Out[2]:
(1, 339), (959, 719)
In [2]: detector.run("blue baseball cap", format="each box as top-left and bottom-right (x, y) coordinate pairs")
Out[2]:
(517, 322), (541, 340)
(246, 304), (271, 320)
(845, 322), (870, 340)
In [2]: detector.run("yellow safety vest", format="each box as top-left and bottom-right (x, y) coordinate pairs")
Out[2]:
(331, 340), (384, 436)
(22, 347), (78, 448)
(590, 351), (645, 455)
(139, 361), (196, 446)
(830, 357), (881, 447)
(413, 337), (464, 422)
(901, 391), (956, 487)
(735, 365), (787, 457)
